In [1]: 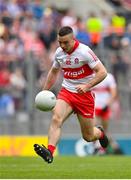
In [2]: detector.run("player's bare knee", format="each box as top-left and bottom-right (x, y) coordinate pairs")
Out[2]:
(52, 114), (63, 127)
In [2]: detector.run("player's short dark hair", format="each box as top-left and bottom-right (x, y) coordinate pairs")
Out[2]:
(58, 26), (73, 36)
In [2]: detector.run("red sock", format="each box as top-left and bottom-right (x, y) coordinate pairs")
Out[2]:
(48, 145), (56, 155)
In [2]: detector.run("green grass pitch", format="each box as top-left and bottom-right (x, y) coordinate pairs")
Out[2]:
(0, 156), (131, 179)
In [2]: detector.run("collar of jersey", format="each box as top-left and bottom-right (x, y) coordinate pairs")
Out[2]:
(66, 39), (79, 55)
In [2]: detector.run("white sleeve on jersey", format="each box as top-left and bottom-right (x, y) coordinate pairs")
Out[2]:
(83, 45), (100, 69)
(52, 47), (61, 69)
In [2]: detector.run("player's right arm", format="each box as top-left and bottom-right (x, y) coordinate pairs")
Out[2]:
(43, 66), (60, 90)
(43, 47), (61, 90)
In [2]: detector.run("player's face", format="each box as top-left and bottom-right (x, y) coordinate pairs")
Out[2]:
(58, 33), (75, 53)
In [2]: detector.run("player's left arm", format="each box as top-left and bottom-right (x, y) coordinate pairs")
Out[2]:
(76, 62), (107, 93)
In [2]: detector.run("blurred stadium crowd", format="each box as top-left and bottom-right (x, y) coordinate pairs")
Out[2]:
(0, 0), (131, 126)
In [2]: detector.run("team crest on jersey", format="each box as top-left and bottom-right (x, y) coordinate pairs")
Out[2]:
(74, 58), (79, 64)
(65, 57), (79, 65)
(65, 58), (71, 65)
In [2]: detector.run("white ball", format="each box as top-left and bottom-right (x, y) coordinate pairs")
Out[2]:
(35, 90), (56, 111)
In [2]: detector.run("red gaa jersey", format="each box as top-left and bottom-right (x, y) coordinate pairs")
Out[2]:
(53, 40), (100, 92)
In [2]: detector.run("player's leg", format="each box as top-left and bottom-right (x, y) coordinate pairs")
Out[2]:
(101, 108), (111, 133)
(34, 99), (73, 163)
(77, 114), (101, 141)
(101, 118), (109, 133)
(77, 114), (109, 148)
(90, 109), (109, 153)
(93, 115), (109, 154)
(48, 99), (73, 147)
(95, 114), (109, 134)
(95, 108), (102, 126)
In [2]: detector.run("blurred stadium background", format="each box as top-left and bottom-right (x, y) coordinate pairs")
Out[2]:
(0, 0), (131, 157)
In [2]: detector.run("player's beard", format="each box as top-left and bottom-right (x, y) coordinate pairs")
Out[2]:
(63, 46), (72, 53)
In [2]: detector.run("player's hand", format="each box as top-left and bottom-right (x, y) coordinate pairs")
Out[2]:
(75, 84), (90, 94)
